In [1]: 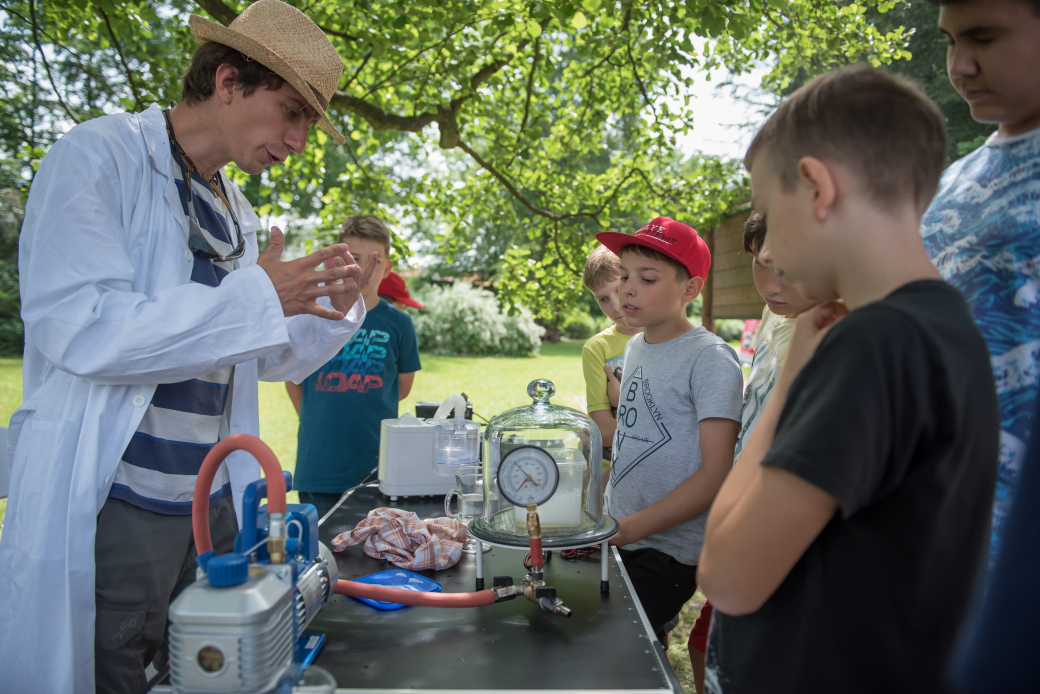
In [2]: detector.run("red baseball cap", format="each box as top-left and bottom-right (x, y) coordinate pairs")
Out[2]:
(596, 217), (711, 280)
(378, 271), (425, 309)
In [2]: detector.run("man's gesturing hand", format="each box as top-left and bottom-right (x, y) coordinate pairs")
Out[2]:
(258, 227), (378, 321)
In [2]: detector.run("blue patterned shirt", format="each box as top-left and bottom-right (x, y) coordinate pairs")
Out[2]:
(920, 127), (1040, 564)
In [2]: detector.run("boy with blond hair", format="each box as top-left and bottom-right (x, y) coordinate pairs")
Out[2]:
(698, 65), (999, 693)
(597, 219), (743, 642)
(581, 244), (642, 458)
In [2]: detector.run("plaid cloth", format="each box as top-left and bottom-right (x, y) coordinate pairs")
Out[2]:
(331, 507), (467, 571)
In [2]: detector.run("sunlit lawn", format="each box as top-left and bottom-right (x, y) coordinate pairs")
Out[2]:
(1, 341), (716, 692)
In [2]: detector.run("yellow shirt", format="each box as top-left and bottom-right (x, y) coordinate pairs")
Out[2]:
(582, 325), (636, 413)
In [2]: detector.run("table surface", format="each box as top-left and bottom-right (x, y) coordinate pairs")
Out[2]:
(312, 484), (683, 693)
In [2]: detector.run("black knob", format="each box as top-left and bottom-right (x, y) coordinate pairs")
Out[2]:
(535, 586), (557, 600)
(493, 575), (514, 588)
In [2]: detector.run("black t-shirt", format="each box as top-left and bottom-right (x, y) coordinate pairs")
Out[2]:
(706, 280), (999, 694)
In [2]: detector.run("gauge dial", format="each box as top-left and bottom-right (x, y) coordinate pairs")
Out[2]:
(497, 446), (560, 507)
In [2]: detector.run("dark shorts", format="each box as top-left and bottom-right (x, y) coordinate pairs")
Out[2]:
(617, 546), (698, 642)
(94, 495), (238, 694)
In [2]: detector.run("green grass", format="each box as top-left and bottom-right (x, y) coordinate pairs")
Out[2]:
(0, 357), (23, 543)
(0, 343), (708, 692)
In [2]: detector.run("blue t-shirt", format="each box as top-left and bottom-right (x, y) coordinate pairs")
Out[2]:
(920, 127), (1040, 565)
(293, 300), (421, 493)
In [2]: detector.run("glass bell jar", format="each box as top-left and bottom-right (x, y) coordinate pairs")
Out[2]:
(468, 379), (619, 548)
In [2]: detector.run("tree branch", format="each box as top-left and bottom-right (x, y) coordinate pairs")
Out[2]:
(28, 0), (78, 124)
(580, 46), (618, 79)
(336, 17), (549, 144)
(330, 92), (440, 132)
(761, 3), (786, 33)
(446, 19), (549, 114)
(456, 139), (641, 227)
(625, 40), (656, 119)
(361, 14), (485, 99)
(316, 23), (361, 42)
(342, 48), (373, 92)
(551, 221), (581, 276)
(342, 139), (383, 189)
(634, 168), (680, 206)
(578, 77), (595, 130)
(514, 34), (540, 147)
(456, 138), (560, 221)
(192, 0), (238, 26)
(573, 169), (640, 219)
(98, 8), (143, 113)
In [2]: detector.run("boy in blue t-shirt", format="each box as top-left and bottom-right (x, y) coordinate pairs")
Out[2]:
(286, 216), (421, 518)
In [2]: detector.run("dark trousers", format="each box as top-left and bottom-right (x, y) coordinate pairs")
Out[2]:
(298, 491), (345, 521)
(618, 547), (698, 642)
(94, 495), (238, 694)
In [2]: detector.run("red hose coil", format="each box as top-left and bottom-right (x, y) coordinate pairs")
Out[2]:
(334, 580), (496, 607)
(193, 433), (286, 554)
(192, 434), (521, 609)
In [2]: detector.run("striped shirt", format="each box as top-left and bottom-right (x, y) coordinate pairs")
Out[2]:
(108, 137), (238, 514)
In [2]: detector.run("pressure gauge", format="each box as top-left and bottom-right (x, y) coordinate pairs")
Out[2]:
(497, 446), (560, 507)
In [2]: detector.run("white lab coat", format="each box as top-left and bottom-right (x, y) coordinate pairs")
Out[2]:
(0, 105), (365, 693)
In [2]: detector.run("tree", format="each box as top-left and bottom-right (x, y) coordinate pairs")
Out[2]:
(0, 0), (916, 322)
(770, 2), (993, 163)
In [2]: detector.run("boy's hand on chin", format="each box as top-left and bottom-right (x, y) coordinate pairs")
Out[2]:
(779, 301), (848, 385)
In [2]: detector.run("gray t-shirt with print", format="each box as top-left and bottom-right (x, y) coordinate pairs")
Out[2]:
(604, 327), (743, 565)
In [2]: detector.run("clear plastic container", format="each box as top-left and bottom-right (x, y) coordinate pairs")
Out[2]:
(434, 419), (480, 470)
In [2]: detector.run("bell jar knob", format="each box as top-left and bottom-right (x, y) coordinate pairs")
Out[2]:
(527, 379), (556, 403)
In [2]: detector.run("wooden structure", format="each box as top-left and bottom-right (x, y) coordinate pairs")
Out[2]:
(700, 208), (765, 333)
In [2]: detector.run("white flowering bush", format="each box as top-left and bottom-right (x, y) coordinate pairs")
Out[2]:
(411, 281), (542, 357)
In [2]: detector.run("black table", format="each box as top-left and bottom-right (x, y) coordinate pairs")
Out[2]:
(312, 484), (682, 693)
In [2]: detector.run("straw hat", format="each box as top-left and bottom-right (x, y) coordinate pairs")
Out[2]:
(189, 0), (346, 144)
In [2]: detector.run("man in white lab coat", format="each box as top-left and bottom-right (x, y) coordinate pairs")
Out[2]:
(0, 2), (372, 692)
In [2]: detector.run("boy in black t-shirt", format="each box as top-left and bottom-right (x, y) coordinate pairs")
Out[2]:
(698, 65), (1000, 694)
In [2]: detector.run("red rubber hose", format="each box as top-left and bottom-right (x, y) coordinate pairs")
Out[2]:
(334, 580), (497, 607)
(528, 537), (544, 568)
(194, 434), (286, 554)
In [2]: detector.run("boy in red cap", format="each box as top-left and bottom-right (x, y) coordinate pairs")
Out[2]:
(596, 218), (743, 644)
